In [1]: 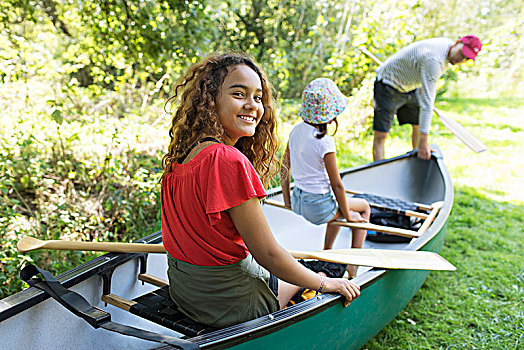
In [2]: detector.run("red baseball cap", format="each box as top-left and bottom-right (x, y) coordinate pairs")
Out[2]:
(460, 35), (482, 61)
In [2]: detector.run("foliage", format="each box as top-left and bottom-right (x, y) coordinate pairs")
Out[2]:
(0, 79), (164, 298)
(1, 0), (522, 101)
(0, 1), (523, 346)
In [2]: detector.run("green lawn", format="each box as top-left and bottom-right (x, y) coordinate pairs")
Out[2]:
(358, 97), (524, 349)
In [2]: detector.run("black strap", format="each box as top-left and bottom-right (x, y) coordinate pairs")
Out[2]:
(178, 137), (220, 164)
(20, 265), (199, 350)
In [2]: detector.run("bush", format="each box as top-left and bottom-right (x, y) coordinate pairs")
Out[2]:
(0, 79), (164, 299)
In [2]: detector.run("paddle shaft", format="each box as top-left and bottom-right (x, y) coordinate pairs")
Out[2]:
(357, 46), (487, 153)
(17, 237), (454, 270)
(264, 198), (422, 238)
(21, 238), (166, 253)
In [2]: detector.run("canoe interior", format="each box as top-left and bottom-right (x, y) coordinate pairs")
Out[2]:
(267, 152), (446, 254)
(0, 149), (453, 350)
(341, 155), (445, 205)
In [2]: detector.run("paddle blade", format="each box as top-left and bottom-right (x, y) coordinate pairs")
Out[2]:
(434, 108), (487, 153)
(17, 236), (45, 253)
(290, 248), (456, 271)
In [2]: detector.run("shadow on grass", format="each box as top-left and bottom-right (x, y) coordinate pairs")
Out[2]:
(434, 97), (524, 134)
(438, 97), (523, 113)
(365, 184), (524, 349)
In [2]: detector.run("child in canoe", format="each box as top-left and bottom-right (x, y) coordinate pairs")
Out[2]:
(161, 54), (360, 328)
(281, 78), (371, 278)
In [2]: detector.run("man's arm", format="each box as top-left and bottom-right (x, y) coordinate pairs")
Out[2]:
(417, 58), (443, 159)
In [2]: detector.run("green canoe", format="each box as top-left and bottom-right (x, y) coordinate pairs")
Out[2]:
(0, 147), (453, 350)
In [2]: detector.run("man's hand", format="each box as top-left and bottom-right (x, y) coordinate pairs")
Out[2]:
(417, 133), (432, 160)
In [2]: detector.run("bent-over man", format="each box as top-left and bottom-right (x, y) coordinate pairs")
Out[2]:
(372, 35), (482, 161)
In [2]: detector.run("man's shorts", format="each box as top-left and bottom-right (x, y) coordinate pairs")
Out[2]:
(373, 80), (419, 132)
(291, 186), (338, 225)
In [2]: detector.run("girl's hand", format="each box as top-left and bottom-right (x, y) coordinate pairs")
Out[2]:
(348, 210), (368, 223)
(323, 277), (361, 307)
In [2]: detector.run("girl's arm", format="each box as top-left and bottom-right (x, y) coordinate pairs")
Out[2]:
(229, 197), (359, 306)
(324, 152), (365, 222)
(280, 144), (292, 208)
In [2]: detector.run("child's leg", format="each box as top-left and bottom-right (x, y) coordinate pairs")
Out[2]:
(325, 209), (359, 277)
(346, 198), (370, 278)
(324, 198), (371, 250)
(324, 210), (343, 250)
(324, 222), (341, 250)
(347, 198), (371, 249)
(277, 279), (302, 309)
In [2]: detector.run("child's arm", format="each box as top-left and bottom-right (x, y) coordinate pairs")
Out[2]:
(324, 152), (366, 222)
(281, 143), (292, 208)
(229, 197), (360, 307)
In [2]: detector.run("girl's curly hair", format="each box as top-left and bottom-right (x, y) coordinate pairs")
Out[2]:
(161, 53), (279, 188)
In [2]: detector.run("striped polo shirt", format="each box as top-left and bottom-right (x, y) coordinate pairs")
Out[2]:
(376, 37), (453, 134)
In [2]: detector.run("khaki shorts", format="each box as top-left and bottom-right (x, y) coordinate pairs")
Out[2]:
(167, 254), (280, 328)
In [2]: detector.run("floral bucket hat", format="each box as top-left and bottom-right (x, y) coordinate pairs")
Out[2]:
(298, 78), (348, 124)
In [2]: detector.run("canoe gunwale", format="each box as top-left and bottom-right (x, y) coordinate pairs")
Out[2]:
(0, 233), (162, 322)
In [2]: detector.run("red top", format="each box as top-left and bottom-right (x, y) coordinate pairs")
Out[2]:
(161, 143), (267, 266)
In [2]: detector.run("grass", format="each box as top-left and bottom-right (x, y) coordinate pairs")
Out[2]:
(360, 97), (524, 349)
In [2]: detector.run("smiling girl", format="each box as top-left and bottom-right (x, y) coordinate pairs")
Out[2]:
(160, 53), (360, 328)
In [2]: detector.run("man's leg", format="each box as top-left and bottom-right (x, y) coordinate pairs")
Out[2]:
(372, 80), (397, 161)
(398, 92), (420, 151)
(373, 130), (389, 161)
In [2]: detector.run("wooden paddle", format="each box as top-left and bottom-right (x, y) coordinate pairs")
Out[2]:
(17, 236), (166, 254)
(263, 198), (424, 238)
(357, 46), (487, 153)
(433, 107), (487, 152)
(290, 248), (456, 271)
(17, 237), (455, 271)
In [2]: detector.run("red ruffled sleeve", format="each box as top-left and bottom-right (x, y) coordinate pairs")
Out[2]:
(199, 146), (267, 226)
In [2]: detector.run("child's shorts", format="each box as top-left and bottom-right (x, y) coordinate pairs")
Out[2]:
(291, 186), (338, 225)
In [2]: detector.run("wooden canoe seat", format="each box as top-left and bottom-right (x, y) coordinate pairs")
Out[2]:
(103, 284), (217, 337)
(349, 192), (431, 243)
(344, 189), (433, 212)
